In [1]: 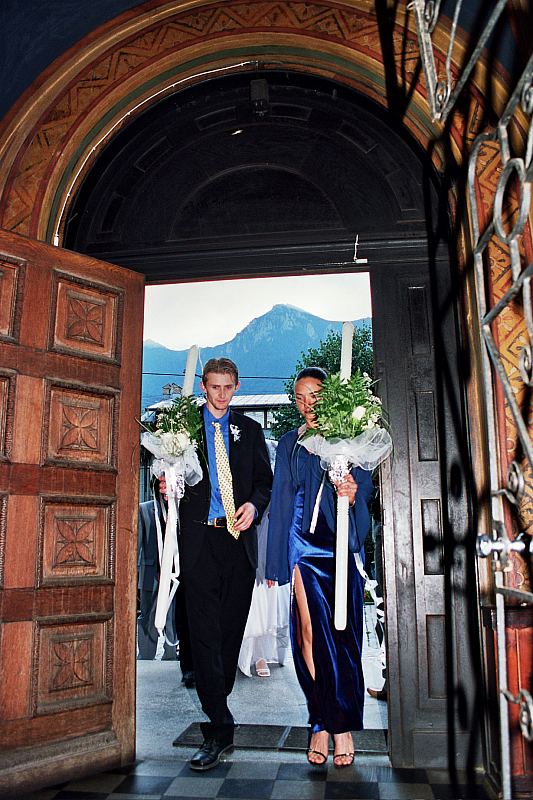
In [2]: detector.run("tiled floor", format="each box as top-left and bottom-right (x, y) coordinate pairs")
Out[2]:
(13, 755), (496, 800)
(8, 607), (496, 800)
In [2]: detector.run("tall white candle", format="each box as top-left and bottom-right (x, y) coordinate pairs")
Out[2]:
(335, 321), (354, 630)
(340, 321), (354, 381)
(335, 496), (350, 630)
(182, 345), (199, 396)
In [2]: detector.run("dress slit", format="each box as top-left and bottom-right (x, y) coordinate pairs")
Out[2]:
(288, 485), (364, 734)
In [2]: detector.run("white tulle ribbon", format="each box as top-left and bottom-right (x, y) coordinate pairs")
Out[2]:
(298, 428), (393, 472)
(141, 432), (203, 634)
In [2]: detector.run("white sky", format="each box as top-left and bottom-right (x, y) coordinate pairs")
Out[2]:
(143, 272), (372, 350)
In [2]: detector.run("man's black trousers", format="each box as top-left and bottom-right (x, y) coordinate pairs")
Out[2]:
(181, 523), (255, 743)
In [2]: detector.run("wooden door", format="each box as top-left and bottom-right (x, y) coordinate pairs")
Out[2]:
(0, 229), (144, 795)
(372, 255), (479, 770)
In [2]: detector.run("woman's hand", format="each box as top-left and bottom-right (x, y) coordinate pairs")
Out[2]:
(334, 473), (358, 506)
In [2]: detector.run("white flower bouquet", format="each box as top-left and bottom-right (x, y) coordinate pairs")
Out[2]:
(141, 395), (203, 494)
(299, 369), (392, 473)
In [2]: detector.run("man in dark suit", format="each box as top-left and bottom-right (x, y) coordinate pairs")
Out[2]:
(163, 357), (272, 771)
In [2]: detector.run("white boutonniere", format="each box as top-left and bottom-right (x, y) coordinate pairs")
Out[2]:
(230, 424), (241, 441)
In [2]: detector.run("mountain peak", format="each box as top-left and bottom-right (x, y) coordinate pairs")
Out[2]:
(142, 305), (371, 407)
(143, 338), (169, 350)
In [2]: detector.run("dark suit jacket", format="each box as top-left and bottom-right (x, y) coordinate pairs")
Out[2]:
(138, 498), (162, 592)
(178, 408), (273, 573)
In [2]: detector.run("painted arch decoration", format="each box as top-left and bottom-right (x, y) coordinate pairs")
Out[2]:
(0, 0), (482, 243)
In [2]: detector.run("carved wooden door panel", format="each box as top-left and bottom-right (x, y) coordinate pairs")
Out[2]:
(372, 257), (477, 770)
(0, 229), (144, 795)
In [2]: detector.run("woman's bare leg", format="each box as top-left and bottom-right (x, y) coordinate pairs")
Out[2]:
(293, 565), (329, 763)
(293, 565), (314, 678)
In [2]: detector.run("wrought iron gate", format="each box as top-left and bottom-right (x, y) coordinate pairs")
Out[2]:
(411, 2), (533, 797)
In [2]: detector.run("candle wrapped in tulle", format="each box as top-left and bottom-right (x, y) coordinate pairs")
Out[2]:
(298, 363), (392, 629)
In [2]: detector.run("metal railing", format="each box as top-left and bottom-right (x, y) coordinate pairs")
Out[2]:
(410, 3), (533, 797)
(409, 0), (509, 123)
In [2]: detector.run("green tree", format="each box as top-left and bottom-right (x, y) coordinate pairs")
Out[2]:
(270, 323), (373, 439)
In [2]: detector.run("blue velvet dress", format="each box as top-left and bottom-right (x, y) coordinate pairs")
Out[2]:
(266, 429), (373, 734)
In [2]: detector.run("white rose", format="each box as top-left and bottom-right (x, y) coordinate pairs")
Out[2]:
(352, 406), (366, 420)
(172, 432), (190, 452)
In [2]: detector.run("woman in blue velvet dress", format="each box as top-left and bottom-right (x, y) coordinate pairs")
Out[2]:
(266, 367), (373, 767)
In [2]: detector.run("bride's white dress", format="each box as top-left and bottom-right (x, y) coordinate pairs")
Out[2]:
(238, 502), (290, 676)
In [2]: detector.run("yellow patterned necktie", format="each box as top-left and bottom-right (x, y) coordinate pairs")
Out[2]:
(213, 422), (238, 539)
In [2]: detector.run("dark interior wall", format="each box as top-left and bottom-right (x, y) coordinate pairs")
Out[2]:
(64, 71), (437, 283)
(0, 0), (138, 122)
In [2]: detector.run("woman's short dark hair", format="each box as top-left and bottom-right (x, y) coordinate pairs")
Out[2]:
(293, 366), (327, 390)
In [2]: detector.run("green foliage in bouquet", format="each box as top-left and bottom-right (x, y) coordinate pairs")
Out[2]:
(154, 395), (202, 438)
(144, 395), (203, 457)
(310, 369), (385, 441)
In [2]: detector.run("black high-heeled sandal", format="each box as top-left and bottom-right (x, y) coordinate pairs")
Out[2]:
(307, 728), (328, 765)
(333, 733), (354, 767)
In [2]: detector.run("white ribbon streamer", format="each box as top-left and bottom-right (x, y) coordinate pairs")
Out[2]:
(153, 463), (182, 632)
(153, 496), (179, 647)
(141, 442), (201, 635)
(141, 344), (201, 636)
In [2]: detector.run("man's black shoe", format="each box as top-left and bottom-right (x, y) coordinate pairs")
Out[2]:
(189, 739), (234, 771)
(181, 670), (195, 688)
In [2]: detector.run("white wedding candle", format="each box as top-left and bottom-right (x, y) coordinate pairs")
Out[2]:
(340, 321), (354, 381)
(335, 321), (354, 630)
(182, 344), (199, 396)
(335, 496), (350, 630)
(155, 341), (198, 634)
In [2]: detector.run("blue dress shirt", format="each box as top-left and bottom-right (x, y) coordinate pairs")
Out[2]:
(203, 405), (230, 520)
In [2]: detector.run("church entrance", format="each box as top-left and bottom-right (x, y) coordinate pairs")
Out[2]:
(62, 69), (481, 773)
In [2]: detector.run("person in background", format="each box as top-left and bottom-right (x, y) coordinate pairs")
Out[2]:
(238, 440), (290, 679)
(137, 482), (194, 681)
(266, 367), (373, 767)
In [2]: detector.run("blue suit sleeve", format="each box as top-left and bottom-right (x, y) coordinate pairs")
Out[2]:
(265, 432), (297, 585)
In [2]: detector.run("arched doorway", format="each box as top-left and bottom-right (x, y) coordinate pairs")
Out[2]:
(0, 1), (495, 790)
(63, 68), (480, 772)
(62, 71), (431, 280)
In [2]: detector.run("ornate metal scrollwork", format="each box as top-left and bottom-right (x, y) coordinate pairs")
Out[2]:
(491, 461), (526, 507)
(503, 689), (533, 741)
(410, 0), (509, 123)
(519, 344), (533, 387)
